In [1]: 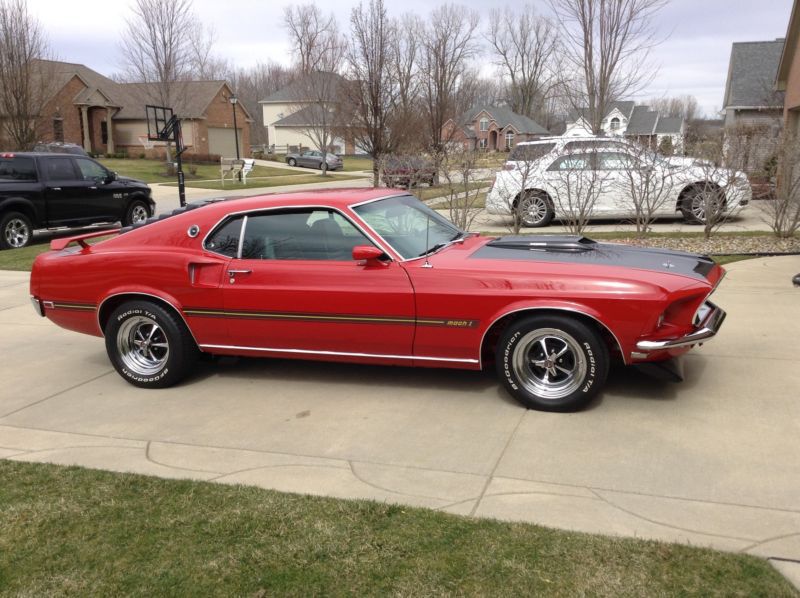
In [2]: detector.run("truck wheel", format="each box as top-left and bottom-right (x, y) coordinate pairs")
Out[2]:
(496, 314), (608, 411)
(0, 211), (33, 250)
(123, 200), (150, 226)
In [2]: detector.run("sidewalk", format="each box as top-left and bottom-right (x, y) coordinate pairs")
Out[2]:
(1, 256), (799, 586)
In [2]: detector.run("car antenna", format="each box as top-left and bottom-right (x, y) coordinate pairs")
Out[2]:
(422, 212), (432, 269)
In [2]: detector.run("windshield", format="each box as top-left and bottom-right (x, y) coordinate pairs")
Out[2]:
(353, 195), (462, 260)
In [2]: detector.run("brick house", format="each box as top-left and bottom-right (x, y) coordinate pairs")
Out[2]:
(7, 59), (253, 158)
(776, 0), (800, 137)
(442, 106), (550, 151)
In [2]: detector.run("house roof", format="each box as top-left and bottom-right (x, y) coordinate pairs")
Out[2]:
(461, 105), (549, 135)
(654, 116), (684, 135)
(260, 71), (345, 103)
(32, 59), (252, 122)
(626, 106), (659, 135)
(723, 39), (786, 108)
(777, 0), (799, 88)
(606, 101), (636, 119)
(272, 105), (330, 127)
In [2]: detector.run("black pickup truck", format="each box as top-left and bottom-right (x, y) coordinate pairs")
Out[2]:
(0, 152), (155, 249)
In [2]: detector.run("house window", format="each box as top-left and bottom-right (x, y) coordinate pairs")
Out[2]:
(53, 119), (64, 142)
(101, 121), (108, 145)
(505, 131), (515, 149)
(480, 118), (489, 132)
(479, 138), (487, 150)
(610, 117), (621, 132)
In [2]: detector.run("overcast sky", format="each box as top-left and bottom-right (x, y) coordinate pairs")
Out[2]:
(31, 0), (794, 117)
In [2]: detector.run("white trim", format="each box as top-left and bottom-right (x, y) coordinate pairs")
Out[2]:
(199, 344), (479, 365)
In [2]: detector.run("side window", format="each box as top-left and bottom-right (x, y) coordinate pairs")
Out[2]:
(43, 157), (79, 181)
(205, 216), (244, 257)
(548, 154), (592, 171)
(241, 209), (373, 261)
(0, 157), (37, 181)
(597, 152), (634, 170)
(75, 158), (108, 181)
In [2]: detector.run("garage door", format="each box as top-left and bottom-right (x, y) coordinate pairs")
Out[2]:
(208, 127), (243, 158)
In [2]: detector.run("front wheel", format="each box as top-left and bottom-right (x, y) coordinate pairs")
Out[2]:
(288, 158), (297, 167)
(517, 192), (554, 228)
(0, 211), (33, 249)
(680, 187), (724, 224)
(123, 199), (149, 226)
(496, 315), (609, 411)
(105, 300), (198, 388)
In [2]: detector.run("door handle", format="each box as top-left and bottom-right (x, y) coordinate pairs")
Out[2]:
(89, 186), (97, 190)
(227, 269), (252, 276)
(50, 187), (62, 191)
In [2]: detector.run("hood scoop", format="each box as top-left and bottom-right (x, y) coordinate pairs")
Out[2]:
(487, 235), (598, 253)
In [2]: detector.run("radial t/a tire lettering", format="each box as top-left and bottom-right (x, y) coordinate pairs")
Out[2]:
(496, 314), (609, 411)
(104, 300), (198, 388)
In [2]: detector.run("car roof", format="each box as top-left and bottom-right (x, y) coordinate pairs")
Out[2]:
(201, 188), (407, 214)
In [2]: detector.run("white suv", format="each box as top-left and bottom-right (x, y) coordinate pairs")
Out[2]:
(486, 141), (750, 227)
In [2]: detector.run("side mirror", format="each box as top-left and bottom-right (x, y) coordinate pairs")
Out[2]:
(106, 171), (118, 184)
(352, 245), (386, 263)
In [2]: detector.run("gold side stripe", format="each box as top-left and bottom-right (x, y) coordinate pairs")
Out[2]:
(183, 309), (477, 328)
(51, 303), (96, 311)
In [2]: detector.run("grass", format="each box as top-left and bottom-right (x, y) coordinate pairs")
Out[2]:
(0, 461), (794, 597)
(342, 156), (374, 172)
(412, 182), (490, 202)
(98, 159), (298, 184)
(164, 173), (363, 191)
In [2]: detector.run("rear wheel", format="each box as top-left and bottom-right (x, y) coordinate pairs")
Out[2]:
(105, 300), (198, 388)
(0, 211), (33, 249)
(496, 314), (609, 411)
(680, 187), (724, 224)
(517, 191), (554, 228)
(123, 199), (149, 226)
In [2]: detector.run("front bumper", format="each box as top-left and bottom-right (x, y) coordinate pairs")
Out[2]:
(636, 301), (726, 352)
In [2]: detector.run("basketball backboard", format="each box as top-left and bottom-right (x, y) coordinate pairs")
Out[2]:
(145, 105), (174, 141)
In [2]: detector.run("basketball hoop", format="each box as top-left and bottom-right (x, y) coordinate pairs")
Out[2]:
(145, 104), (187, 207)
(137, 135), (156, 150)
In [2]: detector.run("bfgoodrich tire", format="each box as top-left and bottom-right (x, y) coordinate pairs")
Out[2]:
(496, 314), (609, 411)
(104, 300), (198, 388)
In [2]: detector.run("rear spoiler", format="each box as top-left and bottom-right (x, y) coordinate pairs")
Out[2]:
(50, 228), (120, 251)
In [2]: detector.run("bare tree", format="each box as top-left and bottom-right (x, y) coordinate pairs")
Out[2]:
(617, 143), (681, 237)
(649, 94), (699, 123)
(230, 62), (295, 147)
(0, 0), (54, 150)
(437, 148), (485, 230)
(487, 5), (561, 124)
(418, 4), (479, 167)
(387, 13), (425, 152)
(546, 151), (606, 234)
(284, 4), (343, 75)
(490, 146), (553, 234)
(763, 131), (800, 238)
(119, 0), (195, 110)
(550, 0), (667, 133)
(186, 21), (228, 80)
(347, 0), (396, 186)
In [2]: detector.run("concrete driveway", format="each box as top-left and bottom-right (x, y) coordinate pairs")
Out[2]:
(1, 256), (799, 583)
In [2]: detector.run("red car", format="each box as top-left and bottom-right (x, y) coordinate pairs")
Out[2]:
(29, 188), (726, 411)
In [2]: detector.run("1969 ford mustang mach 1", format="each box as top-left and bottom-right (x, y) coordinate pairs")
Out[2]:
(30, 188), (727, 411)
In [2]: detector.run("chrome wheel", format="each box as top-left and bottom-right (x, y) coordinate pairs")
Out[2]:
(519, 194), (550, 226)
(116, 316), (170, 376)
(130, 203), (148, 224)
(4, 217), (30, 248)
(690, 191), (722, 223)
(512, 328), (587, 401)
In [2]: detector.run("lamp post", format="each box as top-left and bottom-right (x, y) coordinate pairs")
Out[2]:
(229, 94), (241, 180)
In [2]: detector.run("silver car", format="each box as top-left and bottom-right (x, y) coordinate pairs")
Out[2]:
(286, 150), (343, 171)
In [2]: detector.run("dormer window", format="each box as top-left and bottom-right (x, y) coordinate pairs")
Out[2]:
(480, 118), (489, 132)
(610, 117), (621, 131)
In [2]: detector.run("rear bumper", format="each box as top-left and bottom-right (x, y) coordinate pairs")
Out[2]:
(636, 301), (726, 352)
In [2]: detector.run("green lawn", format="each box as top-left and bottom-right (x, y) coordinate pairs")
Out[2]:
(413, 182), (490, 202)
(0, 461), (793, 597)
(98, 159), (299, 184)
(165, 173), (363, 191)
(342, 156), (374, 171)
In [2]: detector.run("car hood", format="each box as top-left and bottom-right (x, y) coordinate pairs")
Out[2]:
(117, 175), (149, 187)
(463, 235), (720, 284)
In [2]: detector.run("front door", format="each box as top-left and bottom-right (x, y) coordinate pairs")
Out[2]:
(40, 156), (97, 226)
(73, 157), (119, 221)
(213, 208), (416, 361)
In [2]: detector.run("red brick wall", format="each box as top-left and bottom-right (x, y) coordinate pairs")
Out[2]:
(199, 85), (251, 157)
(36, 75), (86, 147)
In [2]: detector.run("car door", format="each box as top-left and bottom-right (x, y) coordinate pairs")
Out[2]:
(300, 151), (319, 168)
(595, 151), (639, 217)
(215, 207), (416, 362)
(543, 152), (613, 217)
(73, 157), (118, 221)
(40, 156), (98, 226)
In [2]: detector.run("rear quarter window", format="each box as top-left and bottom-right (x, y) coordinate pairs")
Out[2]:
(0, 157), (37, 181)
